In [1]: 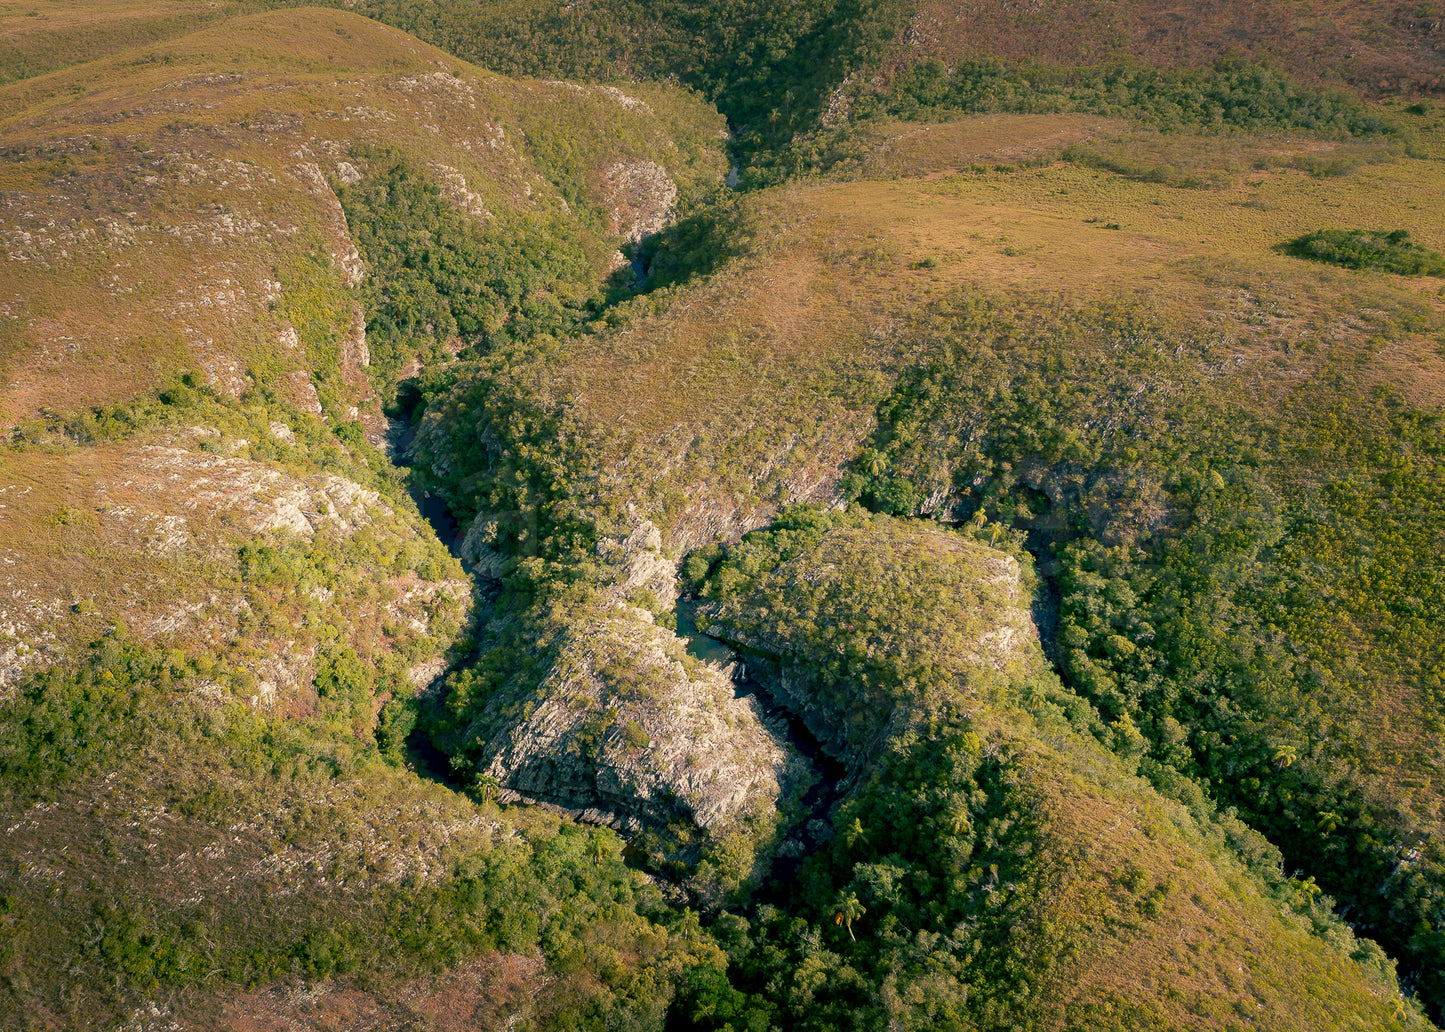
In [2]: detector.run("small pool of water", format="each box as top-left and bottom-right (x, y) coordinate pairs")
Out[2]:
(674, 597), (736, 666)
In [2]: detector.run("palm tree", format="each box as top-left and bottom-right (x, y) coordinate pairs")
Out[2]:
(842, 817), (869, 851)
(589, 831), (609, 866)
(475, 773), (501, 802)
(834, 892), (866, 941)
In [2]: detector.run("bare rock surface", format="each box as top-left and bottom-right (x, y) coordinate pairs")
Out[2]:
(597, 159), (677, 244)
(480, 604), (791, 834)
(469, 520), (796, 849)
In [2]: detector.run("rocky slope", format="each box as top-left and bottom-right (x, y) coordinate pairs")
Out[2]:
(0, 426), (470, 702)
(452, 520), (801, 900)
(0, 4), (726, 715)
(2, 2), (1444, 1028)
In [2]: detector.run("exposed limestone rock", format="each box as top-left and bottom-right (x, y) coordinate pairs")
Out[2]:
(246, 644), (313, 710)
(595, 85), (652, 113)
(458, 513), (511, 579)
(466, 518), (796, 887)
(291, 161), (365, 287)
(342, 301), (370, 369)
(384, 574), (472, 636)
(0, 438), (468, 701)
(407, 655), (449, 692)
(200, 352), (250, 398)
(431, 163), (491, 220)
(603, 519), (678, 609)
(110, 445), (387, 540)
(598, 159), (677, 244)
(478, 604), (792, 835)
(287, 369), (324, 417)
(0, 585), (64, 694)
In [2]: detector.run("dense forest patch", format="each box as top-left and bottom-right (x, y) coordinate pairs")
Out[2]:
(841, 294), (1445, 1015)
(663, 507), (1424, 1030)
(1278, 228), (1445, 275)
(337, 151), (598, 397)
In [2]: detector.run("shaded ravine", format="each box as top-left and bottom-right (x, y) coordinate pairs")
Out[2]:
(676, 598), (851, 885)
(384, 411), (487, 790)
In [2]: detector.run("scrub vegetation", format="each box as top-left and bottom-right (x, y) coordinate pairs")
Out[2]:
(2, 0), (1445, 1029)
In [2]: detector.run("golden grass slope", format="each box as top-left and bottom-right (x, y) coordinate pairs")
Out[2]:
(0, 6), (726, 426)
(528, 113), (1445, 945)
(558, 109), (1445, 550)
(898, 0), (1445, 97)
(0, 0), (246, 86)
(0, 422), (473, 704)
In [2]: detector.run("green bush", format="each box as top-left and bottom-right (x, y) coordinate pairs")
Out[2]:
(337, 150), (597, 396)
(1276, 228), (1445, 275)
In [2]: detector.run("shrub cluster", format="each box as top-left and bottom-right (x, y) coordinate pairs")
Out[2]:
(1277, 228), (1445, 275)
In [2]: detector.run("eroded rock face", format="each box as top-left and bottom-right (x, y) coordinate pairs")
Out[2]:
(480, 605), (790, 834)
(458, 513), (512, 579)
(597, 159), (677, 244)
(112, 443), (386, 539)
(606, 519), (679, 610)
(469, 520), (796, 855)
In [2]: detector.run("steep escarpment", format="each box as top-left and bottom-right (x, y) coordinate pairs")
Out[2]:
(426, 517), (803, 903)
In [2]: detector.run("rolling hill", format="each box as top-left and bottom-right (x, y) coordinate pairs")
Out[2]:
(1, 1), (1443, 1029)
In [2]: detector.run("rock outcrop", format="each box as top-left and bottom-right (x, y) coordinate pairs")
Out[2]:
(0, 433), (470, 702)
(479, 604), (790, 834)
(597, 159), (678, 244)
(464, 520), (799, 890)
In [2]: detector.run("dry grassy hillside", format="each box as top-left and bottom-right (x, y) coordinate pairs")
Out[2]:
(0, 9), (739, 1030)
(0, 0), (247, 85)
(0, 6), (723, 428)
(2, 2), (1444, 1028)
(0, 4), (726, 694)
(547, 109), (1445, 544)
(898, 0), (1445, 96)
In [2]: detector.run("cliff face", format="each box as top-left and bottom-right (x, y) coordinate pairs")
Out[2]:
(454, 520), (800, 893)
(478, 607), (790, 834)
